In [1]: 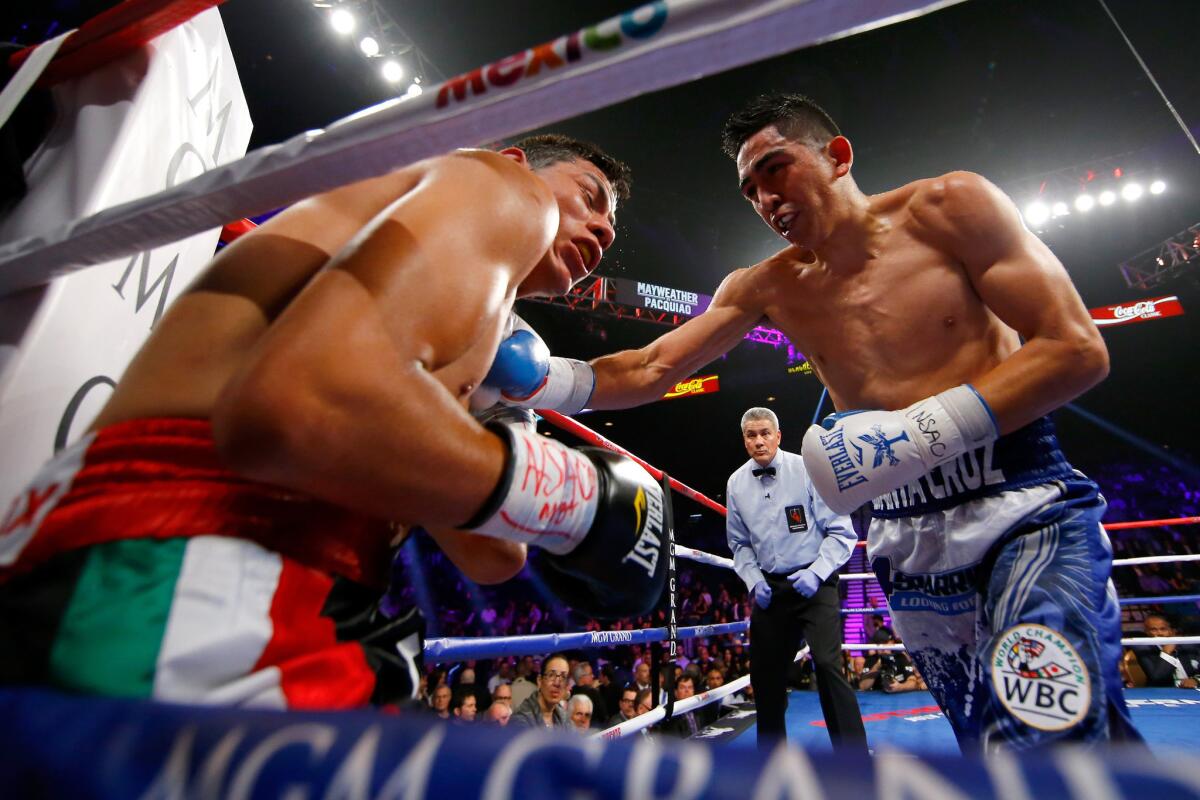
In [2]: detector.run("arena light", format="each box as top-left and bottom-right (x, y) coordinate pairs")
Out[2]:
(329, 8), (355, 34)
(1099, 190), (1117, 206)
(1122, 182), (1143, 202)
(359, 36), (379, 57)
(381, 60), (404, 83)
(405, 81), (423, 98)
(1024, 201), (1050, 226)
(1149, 179), (1167, 195)
(1051, 201), (1070, 218)
(1075, 194), (1095, 212)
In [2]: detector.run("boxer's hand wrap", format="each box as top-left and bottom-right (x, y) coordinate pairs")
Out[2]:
(466, 424), (600, 555)
(528, 446), (668, 619)
(504, 356), (595, 415)
(802, 384), (999, 515)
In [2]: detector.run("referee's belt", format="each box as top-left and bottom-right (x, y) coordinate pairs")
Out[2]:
(762, 568), (839, 587)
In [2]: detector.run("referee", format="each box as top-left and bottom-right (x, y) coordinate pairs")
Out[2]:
(726, 407), (866, 752)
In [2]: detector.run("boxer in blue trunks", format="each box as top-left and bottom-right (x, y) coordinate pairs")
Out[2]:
(495, 93), (1141, 752)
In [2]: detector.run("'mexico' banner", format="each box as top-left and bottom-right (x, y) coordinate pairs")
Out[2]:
(1091, 295), (1183, 327)
(663, 374), (719, 399)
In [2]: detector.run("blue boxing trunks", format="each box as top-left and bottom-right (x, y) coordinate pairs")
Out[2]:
(867, 416), (1142, 752)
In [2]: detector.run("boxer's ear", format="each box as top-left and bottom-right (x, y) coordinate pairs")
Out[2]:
(498, 146), (529, 166)
(827, 136), (853, 177)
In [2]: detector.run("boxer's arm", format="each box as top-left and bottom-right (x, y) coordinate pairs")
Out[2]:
(923, 171), (1108, 434)
(425, 528), (527, 585)
(587, 268), (764, 409)
(213, 151), (554, 527)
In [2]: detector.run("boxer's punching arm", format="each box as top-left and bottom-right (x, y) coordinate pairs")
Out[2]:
(425, 528), (526, 585)
(587, 269), (765, 409)
(920, 172), (1108, 433)
(213, 151), (554, 527)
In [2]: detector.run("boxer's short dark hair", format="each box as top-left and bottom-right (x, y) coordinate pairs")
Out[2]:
(512, 133), (632, 202)
(721, 92), (841, 158)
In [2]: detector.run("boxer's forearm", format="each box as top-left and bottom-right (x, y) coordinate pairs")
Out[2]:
(214, 352), (507, 529)
(588, 300), (761, 409)
(971, 332), (1108, 435)
(426, 527), (527, 584)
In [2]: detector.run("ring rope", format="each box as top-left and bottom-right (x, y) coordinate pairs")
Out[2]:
(0, 0), (963, 295)
(423, 620), (748, 663)
(596, 646), (809, 740)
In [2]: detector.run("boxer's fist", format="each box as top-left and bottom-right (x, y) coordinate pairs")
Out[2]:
(481, 315), (594, 414)
(802, 385), (998, 515)
(530, 447), (667, 619)
(483, 328), (550, 398)
(467, 426), (666, 618)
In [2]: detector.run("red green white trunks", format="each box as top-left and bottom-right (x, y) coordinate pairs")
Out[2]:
(0, 418), (422, 709)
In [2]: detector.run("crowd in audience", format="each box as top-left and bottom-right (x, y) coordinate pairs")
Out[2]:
(397, 457), (1198, 734)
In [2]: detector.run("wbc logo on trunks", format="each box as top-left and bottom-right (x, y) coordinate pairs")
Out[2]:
(991, 623), (1090, 731)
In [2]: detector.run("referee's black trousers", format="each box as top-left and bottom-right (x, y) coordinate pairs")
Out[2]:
(750, 572), (867, 753)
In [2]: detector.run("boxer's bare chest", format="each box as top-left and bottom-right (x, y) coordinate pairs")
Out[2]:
(763, 227), (1013, 411)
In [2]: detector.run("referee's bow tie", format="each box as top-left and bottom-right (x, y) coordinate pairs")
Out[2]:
(752, 466), (776, 478)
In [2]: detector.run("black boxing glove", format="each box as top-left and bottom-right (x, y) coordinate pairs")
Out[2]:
(465, 425), (666, 619)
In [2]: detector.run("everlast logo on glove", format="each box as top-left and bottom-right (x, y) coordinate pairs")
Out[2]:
(623, 486), (663, 578)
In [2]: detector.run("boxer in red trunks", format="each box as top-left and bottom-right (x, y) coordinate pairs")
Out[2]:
(0, 135), (667, 708)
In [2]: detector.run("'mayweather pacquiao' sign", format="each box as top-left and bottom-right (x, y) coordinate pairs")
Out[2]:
(663, 374), (719, 399)
(611, 277), (713, 317)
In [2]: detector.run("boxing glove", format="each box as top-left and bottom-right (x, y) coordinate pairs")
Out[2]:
(466, 424), (666, 618)
(802, 384), (999, 515)
(480, 315), (594, 415)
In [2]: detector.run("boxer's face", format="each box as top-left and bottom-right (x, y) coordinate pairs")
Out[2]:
(743, 420), (781, 466)
(736, 125), (849, 250)
(525, 158), (617, 296)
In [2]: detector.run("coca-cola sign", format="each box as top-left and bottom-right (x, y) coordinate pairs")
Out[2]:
(1091, 295), (1184, 327)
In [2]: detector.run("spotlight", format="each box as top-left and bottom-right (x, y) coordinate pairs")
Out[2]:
(381, 60), (404, 83)
(1051, 201), (1069, 218)
(359, 36), (379, 57)
(330, 8), (355, 34)
(405, 81), (423, 97)
(1098, 190), (1117, 206)
(1149, 179), (1166, 195)
(604, 421), (614, 427)
(1075, 194), (1095, 212)
(1024, 201), (1050, 226)
(1121, 182), (1143, 202)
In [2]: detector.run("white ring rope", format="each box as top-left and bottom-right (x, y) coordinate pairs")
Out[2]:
(595, 646), (810, 740)
(674, 544), (734, 571)
(847, 636), (1200, 653)
(0, 0), (964, 296)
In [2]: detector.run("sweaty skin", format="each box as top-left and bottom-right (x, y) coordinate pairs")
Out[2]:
(91, 148), (617, 583)
(587, 125), (1107, 432)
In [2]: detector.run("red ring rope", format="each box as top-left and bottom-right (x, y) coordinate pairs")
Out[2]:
(539, 411), (1200, 539)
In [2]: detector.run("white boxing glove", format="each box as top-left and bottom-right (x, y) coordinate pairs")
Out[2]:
(802, 384), (999, 515)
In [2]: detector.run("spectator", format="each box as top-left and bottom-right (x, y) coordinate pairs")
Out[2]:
(660, 675), (704, 737)
(570, 662), (608, 726)
(511, 653), (571, 730)
(457, 667), (490, 711)
(567, 694), (594, 732)
(430, 684), (451, 719)
(1135, 615), (1200, 688)
(633, 661), (652, 692)
(510, 656), (538, 709)
(606, 687), (639, 728)
(491, 681), (514, 708)
(488, 660), (514, 694)
(484, 701), (512, 727)
(450, 691), (477, 722)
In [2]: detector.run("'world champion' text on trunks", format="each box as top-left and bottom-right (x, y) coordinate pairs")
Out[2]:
(818, 427), (869, 492)
(872, 442), (1006, 512)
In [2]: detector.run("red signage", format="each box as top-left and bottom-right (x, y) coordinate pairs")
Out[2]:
(1091, 295), (1184, 327)
(663, 374), (719, 400)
